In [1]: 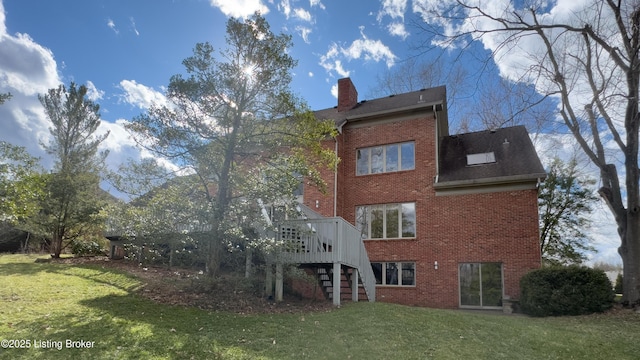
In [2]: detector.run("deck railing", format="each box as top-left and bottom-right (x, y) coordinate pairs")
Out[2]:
(276, 217), (376, 301)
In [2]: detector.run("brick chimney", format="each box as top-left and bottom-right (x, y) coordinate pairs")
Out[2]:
(337, 77), (358, 112)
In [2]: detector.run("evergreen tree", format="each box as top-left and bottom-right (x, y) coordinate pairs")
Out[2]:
(38, 82), (109, 258)
(125, 14), (336, 276)
(539, 158), (598, 265)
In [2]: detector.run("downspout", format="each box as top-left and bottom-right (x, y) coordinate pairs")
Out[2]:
(433, 104), (440, 184)
(334, 122), (344, 217)
(334, 138), (338, 217)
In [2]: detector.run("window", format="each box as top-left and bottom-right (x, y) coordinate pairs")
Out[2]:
(371, 262), (415, 286)
(356, 203), (416, 239)
(356, 142), (415, 175)
(467, 152), (496, 166)
(459, 263), (503, 308)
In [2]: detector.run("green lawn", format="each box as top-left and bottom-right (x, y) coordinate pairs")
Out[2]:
(1, 254), (638, 359)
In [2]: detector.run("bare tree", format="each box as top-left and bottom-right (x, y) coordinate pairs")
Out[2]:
(415, 0), (640, 305)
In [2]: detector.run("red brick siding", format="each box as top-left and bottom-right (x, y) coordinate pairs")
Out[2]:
(303, 139), (337, 217)
(302, 114), (541, 308)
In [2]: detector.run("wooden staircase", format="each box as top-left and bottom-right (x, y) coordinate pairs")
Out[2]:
(276, 217), (376, 305)
(302, 265), (371, 302)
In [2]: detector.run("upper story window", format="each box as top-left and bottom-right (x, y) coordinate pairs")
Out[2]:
(356, 142), (415, 175)
(356, 203), (416, 239)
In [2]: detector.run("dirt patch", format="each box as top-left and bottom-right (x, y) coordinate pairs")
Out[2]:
(51, 256), (335, 315)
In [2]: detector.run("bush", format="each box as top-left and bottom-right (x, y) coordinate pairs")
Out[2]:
(520, 266), (614, 317)
(70, 239), (105, 257)
(614, 273), (623, 294)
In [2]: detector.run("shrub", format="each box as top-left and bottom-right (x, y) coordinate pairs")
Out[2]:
(70, 239), (105, 257)
(520, 266), (614, 317)
(614, 273), (623, 294)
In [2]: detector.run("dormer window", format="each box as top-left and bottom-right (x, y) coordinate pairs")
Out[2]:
(466, 152), (496, 166)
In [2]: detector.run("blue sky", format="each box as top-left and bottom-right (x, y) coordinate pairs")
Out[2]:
(0, 0), (623, 265)
(1, 0), (419, 119)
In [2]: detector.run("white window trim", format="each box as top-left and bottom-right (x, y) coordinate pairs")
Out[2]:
(371, 261), (416, 287)
(356, 141), (415, 175)
(356, 203), (416, 240)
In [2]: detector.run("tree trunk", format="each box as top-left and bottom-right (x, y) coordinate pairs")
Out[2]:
(245, 246), (252, 278)
(205, 227), (223, 278)
(204, 111), (243, 277)
(50, 231), (62, 258)
(21, 232), (30, 254)
(620, 213), (640, 305)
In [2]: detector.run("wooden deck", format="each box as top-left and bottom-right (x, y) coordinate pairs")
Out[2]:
(274, 217), (376, 305)
(105, 209), (376, 306)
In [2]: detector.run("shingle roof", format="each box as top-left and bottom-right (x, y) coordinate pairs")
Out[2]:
(314, 86), (447, 126)
(311, 80), (545, 190)
(436, 126), (546, 186)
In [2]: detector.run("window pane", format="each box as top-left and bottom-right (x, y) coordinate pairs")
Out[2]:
(386, 263), (399, 285)
(400, 143), (415, 170)
(371, 262), (383, 284)
(459, 263), (481, 306)
(356, 149), (369, 175)
(401, 263), (415, 286)
(481, 263), (503, 307)
(385, 205), (399, 238)
(370, 147), (384, 173)
(401, 203), (416, 237)
(385, 144), (398, 172)
(370, 206), (384, 239)
(355, 206), (368, 240)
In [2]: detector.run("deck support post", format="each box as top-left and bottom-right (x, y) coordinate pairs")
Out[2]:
(275, 262), (283, 302)
(333, 262), (341, 306)
(352, 268), (359, 302)
(265, 259), (273, 298)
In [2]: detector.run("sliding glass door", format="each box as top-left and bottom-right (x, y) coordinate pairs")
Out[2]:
(459, 263), (503, 308)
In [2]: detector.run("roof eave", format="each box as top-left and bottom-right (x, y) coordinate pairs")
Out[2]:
(345, 100), (444, 123)
(434, 172), (547, 190)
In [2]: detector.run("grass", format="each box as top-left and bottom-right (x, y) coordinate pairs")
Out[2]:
(1, 254), (639, 360)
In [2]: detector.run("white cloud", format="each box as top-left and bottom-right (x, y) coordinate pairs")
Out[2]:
(130, 17), (140, 36)
(293, 8), (312, 22)
(378, 0), (407, 21)
(107, 18), (119, 34)
(319, 28), (397, 78)
(330, 83), (338, 98)
(0, 0), (5, 35)
(279, 0), (291, 18)
(119, 80), (167, 109)
(377, 0), (408, 38)
(209, 0), (270, 18)
(0, 0), (61, 166)
(0, 34), (60, 96)
(309, 0), (325, 10)
(387, 22), (408, 39)
(341, 37), (397, 67)
(308, 71), (313, 77)
(85, 81), (104, 101)
(296, 25), (312, 44)
(97, 118), (136, 154)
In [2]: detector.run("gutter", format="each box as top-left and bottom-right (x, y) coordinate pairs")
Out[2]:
(433, 172), (548, 190)
(345, 101), (443, 122)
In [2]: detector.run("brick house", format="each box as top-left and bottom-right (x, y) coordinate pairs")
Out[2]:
(287, 78), (545, 309)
